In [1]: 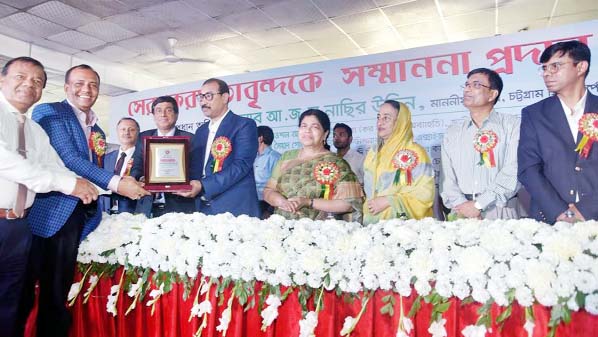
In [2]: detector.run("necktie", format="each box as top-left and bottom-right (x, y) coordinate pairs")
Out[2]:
(114, 152), (127, 175)
(14, 114), (27, 217)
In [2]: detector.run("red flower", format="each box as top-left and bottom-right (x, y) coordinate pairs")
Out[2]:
(323, 168), (331, 175)
(593, 120), (598, 128)
(400, 154), (409, 162)
(480, 135), (488, 143)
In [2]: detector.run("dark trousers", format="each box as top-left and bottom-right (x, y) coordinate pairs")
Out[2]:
(259, 200), (274, 219)
(15, 205), (85, 337)
(0, 217), (31, 337)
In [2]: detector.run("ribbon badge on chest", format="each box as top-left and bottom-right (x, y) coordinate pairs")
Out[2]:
(211, 136), (232, 173)
(575, 113), (598, 159)
(313, 161), (340, 199)
(392, 149), (419, 186)
(89, 131), (106, 167)
(474, 130), (498, 168)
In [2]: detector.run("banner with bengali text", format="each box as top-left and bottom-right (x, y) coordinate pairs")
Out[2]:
(110, 20), (598, 187)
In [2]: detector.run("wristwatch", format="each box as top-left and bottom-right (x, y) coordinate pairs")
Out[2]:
(565, 210), (575, 218)
(474, 201), (483, 211)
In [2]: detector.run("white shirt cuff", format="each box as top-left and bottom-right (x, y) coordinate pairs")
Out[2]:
(108, 175), (121, 193)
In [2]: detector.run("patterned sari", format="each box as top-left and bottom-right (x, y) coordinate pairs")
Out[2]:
(266, 150), (364, 221)
(363, 102), (435, 225)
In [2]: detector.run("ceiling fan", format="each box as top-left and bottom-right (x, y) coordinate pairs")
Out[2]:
(150, 37), (213, 64)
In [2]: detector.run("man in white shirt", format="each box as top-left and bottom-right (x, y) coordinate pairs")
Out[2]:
(0, 56), (98, 337)
(333, 123), (364, 184)
(100, 117), (140, 214)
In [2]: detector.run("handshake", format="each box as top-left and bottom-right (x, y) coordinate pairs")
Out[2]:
(70, 176), (150, 204)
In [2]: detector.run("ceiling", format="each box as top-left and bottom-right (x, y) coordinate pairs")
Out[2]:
(0, 0), (596, 127)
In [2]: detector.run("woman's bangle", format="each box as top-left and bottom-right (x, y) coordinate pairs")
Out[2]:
(309, 198), (314, 208)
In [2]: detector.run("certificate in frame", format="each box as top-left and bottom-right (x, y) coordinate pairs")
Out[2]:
(143, 136), (192, 192)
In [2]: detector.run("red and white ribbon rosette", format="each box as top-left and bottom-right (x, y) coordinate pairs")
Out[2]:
(211, 136), (232, 173)
(392, 149), (419, 185)
(575, 113), (598, 159)
(473, 130), (498, 168)
(89, 131), (106, 167)
(313, 161), (340, 199)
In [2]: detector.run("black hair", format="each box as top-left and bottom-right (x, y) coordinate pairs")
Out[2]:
(257, 125), (275, 145)
(65, 64), (100, 85)
(333, 123), (352, 138)
(151, 95), (179, 115)
(202, 78), (230, 95)
(117, 117), (140, 131)
(467, 67), (503, 105)
(540, 40), (591, 78)
(299, 109), (331, 150)
(1, 56), (47, 88)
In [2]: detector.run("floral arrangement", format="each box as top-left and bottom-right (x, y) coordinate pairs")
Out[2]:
(72, 213), (598, 337)
(88, 131), (106, 166)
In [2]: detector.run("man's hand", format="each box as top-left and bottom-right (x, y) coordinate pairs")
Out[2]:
(366, 196), (390, 215)
(454, 200), (481, 219)
(175, 180), (202, 198)
(557, 204), (586, 223)
(71, 178), (99, 204)
(117, 176), (150, 200)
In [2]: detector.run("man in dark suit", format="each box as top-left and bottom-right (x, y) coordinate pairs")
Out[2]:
(518, 40), (598, 224)
(131, 95), (195, 217)
(17, 64), (149, 337)
(100, 117), (140, 214)
(177, 78), (260, 217)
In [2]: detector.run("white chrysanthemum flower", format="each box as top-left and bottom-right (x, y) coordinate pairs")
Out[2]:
(299, 311), (318, 337)
(462, 324), (488, 337)
(585, 293), (598, 315)
(261, 295), (282, 328)
(216, 306), (232, 332)
(340, 316), (356, 336)
(428, 318), (447, 337)
(67, 282), (81, 302)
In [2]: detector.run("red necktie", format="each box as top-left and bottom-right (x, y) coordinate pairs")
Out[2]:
(114, 152), (127, 176)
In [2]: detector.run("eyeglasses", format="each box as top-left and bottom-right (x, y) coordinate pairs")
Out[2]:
(538, 61), (575, 75)
(461, 81), (492, 90)
(197, 92), (223, 101)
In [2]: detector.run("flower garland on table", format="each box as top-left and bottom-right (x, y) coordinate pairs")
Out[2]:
(73, 213), (598, 336)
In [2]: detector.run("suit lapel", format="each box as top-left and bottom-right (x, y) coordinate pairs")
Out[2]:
(196, 125), (210, 176)
(207, 112), (235, 175)
(545, 96), (577, 148)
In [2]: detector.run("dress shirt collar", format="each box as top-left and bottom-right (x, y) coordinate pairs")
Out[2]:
(119, 146), (136, 157)
(558, 90), (588, 116)
(0, 92), (27, 117)
(208, 109), (230, 133)
(258, 145), (272, 157)
(157, 128), (176, 136)
(67, 99), (97, 127)
(467, 109), (499, 129)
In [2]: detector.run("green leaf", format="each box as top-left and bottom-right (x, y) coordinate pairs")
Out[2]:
(408, 295), (422, 318)
(434, 301), (451, 314)
(496, 305), (513, 324)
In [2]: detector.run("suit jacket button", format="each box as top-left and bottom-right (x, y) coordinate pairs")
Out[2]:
(570, 190), (575, 195)
(575, 166), (581, 171)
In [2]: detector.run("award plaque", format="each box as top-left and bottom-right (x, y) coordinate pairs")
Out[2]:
(143, 136), (192, 192)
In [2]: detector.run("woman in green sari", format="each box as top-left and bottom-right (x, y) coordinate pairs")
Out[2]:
(263, 109), (363, 221)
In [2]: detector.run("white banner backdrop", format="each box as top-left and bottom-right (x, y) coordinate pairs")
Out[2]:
(111, 20), (598, 187)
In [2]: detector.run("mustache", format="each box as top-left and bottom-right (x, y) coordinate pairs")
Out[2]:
(201, 104), (210, 109)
